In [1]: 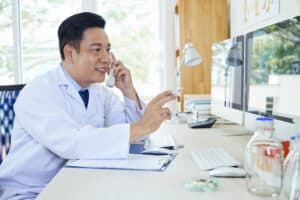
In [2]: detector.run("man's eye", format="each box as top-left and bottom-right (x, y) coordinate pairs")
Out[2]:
(90, 48), (101, 52)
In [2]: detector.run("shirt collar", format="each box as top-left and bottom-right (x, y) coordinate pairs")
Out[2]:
(60, 63), (89, 92)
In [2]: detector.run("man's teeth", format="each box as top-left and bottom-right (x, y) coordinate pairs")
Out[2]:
(96, 67), (106, 72)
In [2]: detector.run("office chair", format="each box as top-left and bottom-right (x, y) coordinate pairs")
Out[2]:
(0, 84), (25, 164)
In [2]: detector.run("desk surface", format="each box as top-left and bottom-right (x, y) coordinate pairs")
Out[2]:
(37, 123), (267, 200)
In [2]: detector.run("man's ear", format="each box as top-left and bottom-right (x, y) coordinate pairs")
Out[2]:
(63, 44), (74, 63)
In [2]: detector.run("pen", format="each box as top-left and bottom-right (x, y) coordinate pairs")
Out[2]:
(210, 175), (246, 178)
(162, 144), (184, 150)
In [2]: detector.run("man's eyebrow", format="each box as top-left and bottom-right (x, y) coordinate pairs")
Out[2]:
(90, 43), (111, 48)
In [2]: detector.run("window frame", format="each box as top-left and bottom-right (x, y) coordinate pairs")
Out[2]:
(9, 0), (171, 98)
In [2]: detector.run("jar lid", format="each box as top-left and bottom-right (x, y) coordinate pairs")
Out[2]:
(290, 135), (296, 141)
(256, 116), (273, 121)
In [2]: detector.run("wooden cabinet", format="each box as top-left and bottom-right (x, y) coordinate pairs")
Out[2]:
(175, 0), (229, 111)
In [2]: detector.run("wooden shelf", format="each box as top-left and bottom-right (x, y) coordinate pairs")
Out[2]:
(175, 0), (229, 111)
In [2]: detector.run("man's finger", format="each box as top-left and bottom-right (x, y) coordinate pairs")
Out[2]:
(156, 95), (177, 107)
(160, 107), (171, 115)
(151, 90), (174, 104)
(160, 112), (171, 120)
(115, 70), (127, 81)
(113, 64), (122, 76)
(163, 113), (171, 120)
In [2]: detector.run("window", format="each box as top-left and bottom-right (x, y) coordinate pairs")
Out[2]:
(0, 0), (14, 84)
(20, 0), (82, 82)
(1, 0), (163, 100)
(96, 0), (160, 100)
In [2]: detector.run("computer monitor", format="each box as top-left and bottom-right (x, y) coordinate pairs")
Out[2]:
(211, 35), (244, 124)
(245, 15), (300, 123)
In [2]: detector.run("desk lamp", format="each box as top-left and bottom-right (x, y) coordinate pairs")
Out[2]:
(224, 43), (243, 107)
(174, 42), (202, 122)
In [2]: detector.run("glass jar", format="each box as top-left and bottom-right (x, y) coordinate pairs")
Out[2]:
(245, 117), (283, 197)
(283, 118), (300, 176)
(283, 135), (297, 175)
(280, 149), (300, 199)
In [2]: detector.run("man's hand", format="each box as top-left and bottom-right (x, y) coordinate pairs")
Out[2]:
(110, 53), (141, 108)
(130, 91), (176, 143)
(112, 58), (135, 97)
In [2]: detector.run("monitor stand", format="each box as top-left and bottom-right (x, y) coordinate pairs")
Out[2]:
(218, 125), (253, 136)
(214, 117), (253, 136)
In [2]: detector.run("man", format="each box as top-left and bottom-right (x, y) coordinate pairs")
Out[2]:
(0, 12), (175, 199)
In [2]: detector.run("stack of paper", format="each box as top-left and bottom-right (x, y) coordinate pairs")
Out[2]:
(184, 94), (211, 113)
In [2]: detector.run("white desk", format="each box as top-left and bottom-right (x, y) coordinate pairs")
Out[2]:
(37, 123), (267, 200)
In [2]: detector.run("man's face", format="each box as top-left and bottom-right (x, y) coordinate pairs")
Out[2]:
(69, 27), (111, 87)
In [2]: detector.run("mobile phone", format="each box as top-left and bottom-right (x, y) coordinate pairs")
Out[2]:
(106, 67), (115, 88)
(106, 52), (115, 88)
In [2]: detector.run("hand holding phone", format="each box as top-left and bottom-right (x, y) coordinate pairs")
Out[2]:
(106, 52), (115, 88)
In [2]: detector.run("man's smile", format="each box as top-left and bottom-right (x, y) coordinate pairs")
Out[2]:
(95, 65), (107, 73)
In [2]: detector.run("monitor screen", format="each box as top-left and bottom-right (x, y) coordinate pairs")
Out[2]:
(245, 16), (300, 121)
(211, 35), (244, 110)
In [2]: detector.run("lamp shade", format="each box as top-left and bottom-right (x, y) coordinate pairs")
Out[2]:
(182, 42), (202, 67)
(226, 43), (242, 67)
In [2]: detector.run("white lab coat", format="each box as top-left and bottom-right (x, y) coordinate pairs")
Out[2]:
(0, 65), (145, 199)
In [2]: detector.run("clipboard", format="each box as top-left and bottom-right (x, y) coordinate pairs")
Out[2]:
(65, 154), (173, 171)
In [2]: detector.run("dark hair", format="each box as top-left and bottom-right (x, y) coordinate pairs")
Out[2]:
(58, 12), (106, 60)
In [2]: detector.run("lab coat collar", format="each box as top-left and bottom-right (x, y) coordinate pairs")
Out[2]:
(54, 64), (86, 106)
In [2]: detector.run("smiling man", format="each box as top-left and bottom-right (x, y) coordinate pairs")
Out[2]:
(0, 12), (175, 199)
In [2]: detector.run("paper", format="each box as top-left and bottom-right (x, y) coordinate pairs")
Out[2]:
(145, 134), (177, 149)
(65, 154), (172, 171)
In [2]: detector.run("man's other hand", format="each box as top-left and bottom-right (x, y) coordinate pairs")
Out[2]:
(130, 90), (176, 143)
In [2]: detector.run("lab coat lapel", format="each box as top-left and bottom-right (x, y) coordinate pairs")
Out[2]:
(66, 86), (83, 105)
(54, 66), (84, 105)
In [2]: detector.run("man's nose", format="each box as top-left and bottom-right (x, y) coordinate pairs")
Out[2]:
(99, 51), (110, 63)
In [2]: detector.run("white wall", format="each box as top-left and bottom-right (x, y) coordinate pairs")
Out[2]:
(230, 0), (300, 36)
(159, 0), (177, 91)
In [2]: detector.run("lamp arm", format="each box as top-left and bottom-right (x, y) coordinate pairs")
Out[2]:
(176, 46), (187, 74)
(176, 59), (184, 76)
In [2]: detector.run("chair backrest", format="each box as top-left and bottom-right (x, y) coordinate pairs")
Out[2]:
(0, 84), (25, 163)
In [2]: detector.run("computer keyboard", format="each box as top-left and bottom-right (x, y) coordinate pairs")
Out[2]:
(145, 134), (177, 149)
(191, 148), (240, 170)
